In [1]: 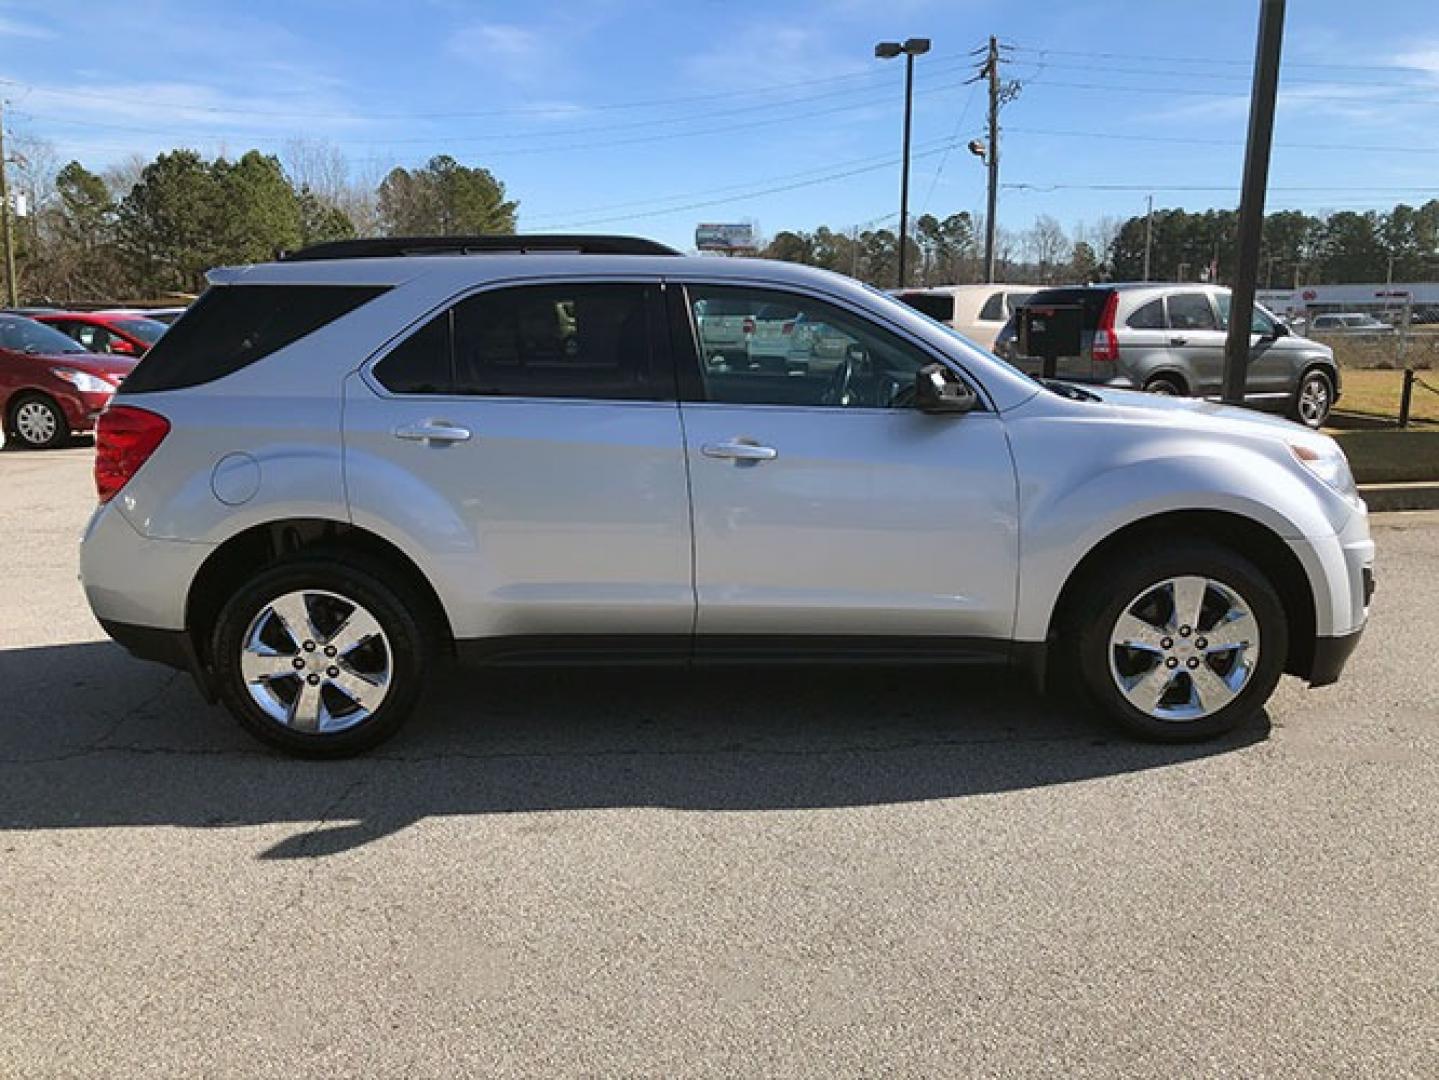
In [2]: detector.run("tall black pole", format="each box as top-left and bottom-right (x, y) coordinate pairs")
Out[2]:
(1222, 0), (1285, 405)
(898, 51), (914, 289)
(983, 35), (999, 283)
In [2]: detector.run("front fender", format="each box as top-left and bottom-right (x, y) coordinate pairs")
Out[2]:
(1008, 415), (1350, 642)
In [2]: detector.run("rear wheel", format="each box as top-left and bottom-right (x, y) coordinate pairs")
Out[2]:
(1290, 368), (1333, 428)
(210, 555), (435, 756)
(1065, 540), (1288, 741)
(7, 393), (68, 449)
(1143, 374), (1185, 397)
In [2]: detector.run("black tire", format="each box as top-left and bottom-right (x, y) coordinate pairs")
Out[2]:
(1143, 374), (1186, 397)
(210, 553), (437, 757)
(1289, 368), (1334, 429)
(7, 393), (69, 449)
(1063, 539), (1288, 742)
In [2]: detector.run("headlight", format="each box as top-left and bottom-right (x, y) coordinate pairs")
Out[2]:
(1291, 442), (1358, 501)
(51, 368), (116, 394)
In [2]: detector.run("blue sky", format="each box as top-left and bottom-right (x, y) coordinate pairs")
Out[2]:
(2, 0), (1438, 250)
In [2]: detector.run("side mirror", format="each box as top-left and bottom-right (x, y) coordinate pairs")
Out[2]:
(915, 362), (978, 414)
(1272, 322), (1289, 337)
(109, 337), (138, 355)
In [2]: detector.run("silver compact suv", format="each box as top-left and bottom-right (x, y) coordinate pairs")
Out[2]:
(80, 236), (1374, 757)
(993, 283), (1341, 428)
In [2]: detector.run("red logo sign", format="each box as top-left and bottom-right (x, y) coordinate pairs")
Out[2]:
(1302, 289), (1317, 301)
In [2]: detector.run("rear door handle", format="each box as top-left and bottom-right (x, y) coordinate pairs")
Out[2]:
(393, 421), (472, 443)
(702, 440), (778, 462)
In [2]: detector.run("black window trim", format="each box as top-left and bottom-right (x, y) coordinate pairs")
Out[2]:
(666, 278), (995, 414)
(361, 275), (680, 405)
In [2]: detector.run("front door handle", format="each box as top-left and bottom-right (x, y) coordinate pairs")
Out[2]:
(702, 440), (777, 462)
(393, 420), (472, 443)
(1169, 336), (1188, 346)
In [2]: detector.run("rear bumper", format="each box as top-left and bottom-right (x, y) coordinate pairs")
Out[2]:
(98, 618), (215, 702)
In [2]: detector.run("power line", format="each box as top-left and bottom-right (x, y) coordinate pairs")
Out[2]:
(0, 55), (979, 124)
(1021, 77), (1439, 108)
(541, 141), (977, 230)
(1009, 43), (1434, 74)
(524, 136), (967, 223)
(1005, 181), (1439, 193)
(919, 81), (981, 215)
(1007, 126), (1439, 156)
(11, 74), (978, 156)
(1009, 57), (1439, 93)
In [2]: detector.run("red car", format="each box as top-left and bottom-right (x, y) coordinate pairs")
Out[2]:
(33, 311), (167, 357)
(0, 314), (136, 449)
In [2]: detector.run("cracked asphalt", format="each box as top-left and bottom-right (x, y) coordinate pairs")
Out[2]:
(2, 445), (1436, 1078)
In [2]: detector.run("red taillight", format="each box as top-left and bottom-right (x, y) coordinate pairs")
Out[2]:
(1092, 291), (1121, 362)
(95, 406), (170, 504)
(781, 321), (795, 336)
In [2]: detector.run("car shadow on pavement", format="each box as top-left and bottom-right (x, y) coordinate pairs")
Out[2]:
(0, 641), (1270, 859)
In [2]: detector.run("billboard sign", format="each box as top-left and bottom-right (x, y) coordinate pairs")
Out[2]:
(695, 223), (755, 252)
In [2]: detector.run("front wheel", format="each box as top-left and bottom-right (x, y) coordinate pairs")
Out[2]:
(7, 394), (69, 449)
(210, 555), (435, 756)
(1290, 369), (1334, 429)
(1066, 541), (1288, 741)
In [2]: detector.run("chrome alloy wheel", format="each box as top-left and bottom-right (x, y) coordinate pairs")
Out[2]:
(1297, 375), (1331, 426)
(14, 400), (58, 445)
(1107, 575), (1260, 722)
(240, 589), (391, 733)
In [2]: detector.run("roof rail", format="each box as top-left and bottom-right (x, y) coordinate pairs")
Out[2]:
(280, 234), (681, 262)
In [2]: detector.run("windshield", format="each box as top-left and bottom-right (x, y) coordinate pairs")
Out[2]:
(0, 315), (87, 354)
(113, 317), (167, 344)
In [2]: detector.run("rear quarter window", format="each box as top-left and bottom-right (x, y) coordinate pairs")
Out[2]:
(120, 284), (387, 393)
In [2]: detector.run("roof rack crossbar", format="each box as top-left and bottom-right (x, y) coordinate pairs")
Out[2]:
(281, 235), (680, 262)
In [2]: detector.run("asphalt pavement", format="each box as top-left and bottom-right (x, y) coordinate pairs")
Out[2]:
(1, 444), (1435, 1078)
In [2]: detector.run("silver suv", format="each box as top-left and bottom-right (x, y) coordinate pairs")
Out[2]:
(80, 236), (1374, 757)
(994, 283), (1341, 428)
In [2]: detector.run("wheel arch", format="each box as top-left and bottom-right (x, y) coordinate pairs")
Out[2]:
(185, 517), (455, 675)
(1043, 508), (1318, 682)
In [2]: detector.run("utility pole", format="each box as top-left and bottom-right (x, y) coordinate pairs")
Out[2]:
(983, 35), (1000, 283)
(0, 101), (17, 308)
(1142, 194), (1153, 282)
(1222, 0), (1285, 406)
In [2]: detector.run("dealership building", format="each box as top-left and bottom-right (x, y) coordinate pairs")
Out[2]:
(1257, 282), (1439, 321)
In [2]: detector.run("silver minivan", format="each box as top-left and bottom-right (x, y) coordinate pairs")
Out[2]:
(994, 283), (1341, 427)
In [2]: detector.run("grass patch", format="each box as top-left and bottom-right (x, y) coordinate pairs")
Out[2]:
(1336, 369), (1439, 425)
(1334, 428), (1439, 484)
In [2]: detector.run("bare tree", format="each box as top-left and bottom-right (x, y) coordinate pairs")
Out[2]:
(1027, 214), (1070, 283)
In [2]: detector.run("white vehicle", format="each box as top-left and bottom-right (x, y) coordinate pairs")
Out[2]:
(893, 284), (1037, 349)
(1309, 313), (1396, 335)
(79, 235), (1374, 757)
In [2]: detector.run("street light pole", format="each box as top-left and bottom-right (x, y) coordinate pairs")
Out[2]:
(876, 37), (930, 289)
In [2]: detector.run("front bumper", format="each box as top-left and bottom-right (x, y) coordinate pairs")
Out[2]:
(56, 387), (115, 432)
(1309, 626), (1365, 687)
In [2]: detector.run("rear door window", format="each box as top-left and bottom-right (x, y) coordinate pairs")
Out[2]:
(121, 284), (387, 393)
(373, 283), (671, 402)
(1166, 293), (1219, 331)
